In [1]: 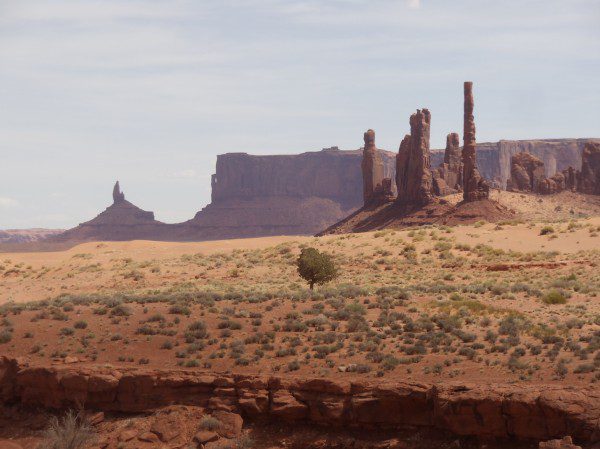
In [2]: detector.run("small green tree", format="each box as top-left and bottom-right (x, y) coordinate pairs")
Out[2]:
(296, 247), (338, 290)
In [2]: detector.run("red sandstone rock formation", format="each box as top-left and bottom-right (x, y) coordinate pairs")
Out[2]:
(433, 132), (463, 196)
(0, 357), (598, 443)
(45, 182), (169, 243)
(0, 229), (64, 245)
(539, 436), (582, 449)
(564, 166), (577, 191)
(462, 82), (489, 202)
(361, 129), (385, 205)
(395, 109), (433, 205)
(577, 142), (600, 195)
(112, 181), (125, 203)
(507, 152), (546, 192)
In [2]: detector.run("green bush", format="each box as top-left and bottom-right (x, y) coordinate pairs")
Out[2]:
(296, 247), (338, 290)
(542, 290), (567, 305)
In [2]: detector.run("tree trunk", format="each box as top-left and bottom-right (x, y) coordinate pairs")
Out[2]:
(309, 281), (314, 290)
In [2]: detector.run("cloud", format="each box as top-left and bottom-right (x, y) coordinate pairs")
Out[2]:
(408, 0), (421, 9)
(0, 197), (18, 208)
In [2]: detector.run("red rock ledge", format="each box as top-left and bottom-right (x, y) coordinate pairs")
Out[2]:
(0, 357), (598, 443)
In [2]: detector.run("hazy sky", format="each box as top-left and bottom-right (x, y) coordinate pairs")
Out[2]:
(1, 0), (599, 229)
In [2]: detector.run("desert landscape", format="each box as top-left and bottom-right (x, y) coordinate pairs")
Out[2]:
(2, 2), (600, 449)
(2, 195), (600, 448)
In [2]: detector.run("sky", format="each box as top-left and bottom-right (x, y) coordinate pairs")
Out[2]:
(0, 0), (599, 229)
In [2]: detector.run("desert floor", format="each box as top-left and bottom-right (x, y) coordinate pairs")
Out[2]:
(1, 208), (599, 387)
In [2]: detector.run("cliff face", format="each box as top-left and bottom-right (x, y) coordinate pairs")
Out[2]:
(185, 148), (397, 238)
(431, 139), (598, 189)
(1, 357), (599, 443)
(7, 140), (598, 250)
(194, 140), (596, 239)
(0, 229), (64, 244)
(211, 148), (396, 211)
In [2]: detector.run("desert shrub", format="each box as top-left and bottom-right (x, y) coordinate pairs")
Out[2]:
(185, 321), (208, 341)
(168, 304), (191, 315)
(109, 304), (131, 317)
(542, 290), (567, 305)
(39, 410), (95, 449)
(199, 415), (222, 431)
(73, 321), (87, 329)
(287, 360), (301, 371)
(214, 436), (254, 449)
(296, 247), (338, 290)
(539, 226), (554, 235)
(160, 341), (174, 350)
(0, 329), (12, 344)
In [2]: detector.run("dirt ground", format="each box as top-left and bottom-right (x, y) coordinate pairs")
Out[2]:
(1, 212), (599, 387)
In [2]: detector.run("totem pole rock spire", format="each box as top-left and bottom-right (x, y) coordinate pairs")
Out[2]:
(361, 129), (385, 204)
(395, 109), (433, 205)
(113, 181), (125, 204)
(462, 82), (489, 202)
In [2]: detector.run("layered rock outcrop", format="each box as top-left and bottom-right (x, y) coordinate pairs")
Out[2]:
(361, 129), (386, 204)
(395, 109), (433, 205)
(506, 143), (600, 196)
(0, 357), (598, 443)
(0, 229), (64, 245)
(507, 152), (546, 192)
(432, 133), (462, 196)
(430, 139), (599, 189)
(578, 142), (600, 195)
(462, 82), (489, 202)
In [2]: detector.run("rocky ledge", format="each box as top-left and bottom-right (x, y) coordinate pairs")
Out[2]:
(0, 357), (598, 444)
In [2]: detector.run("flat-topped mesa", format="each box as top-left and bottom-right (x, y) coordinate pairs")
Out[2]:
(112, 181), (125, 204)
(578, 142), (600, 195)
(396, 108), (433, 205)
(433, 132), (463, 195)
(361, 129), (385, 205)
(462, 82), (489, 202)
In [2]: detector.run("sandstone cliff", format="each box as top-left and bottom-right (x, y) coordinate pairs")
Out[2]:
(0, 229), (64, 245)
(1, 357), (598, 443)
(5, 140), (598, 250)
(431, 139), (599, 189)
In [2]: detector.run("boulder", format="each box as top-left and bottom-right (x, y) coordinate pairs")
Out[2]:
(270, 391), (309, 420)
(213, 410), (243, 439)
(194, 430), (219, 444)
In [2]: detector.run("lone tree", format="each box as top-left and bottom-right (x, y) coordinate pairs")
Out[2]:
(296, 247), (338, 290)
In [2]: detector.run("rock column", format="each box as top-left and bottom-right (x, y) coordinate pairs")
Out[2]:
(113, 181), (125, 204)
(396, 109), (433, 205)
(577, 142), (600, 195)
(361, 129), (385, 205)
(462, 82), (489, 202)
